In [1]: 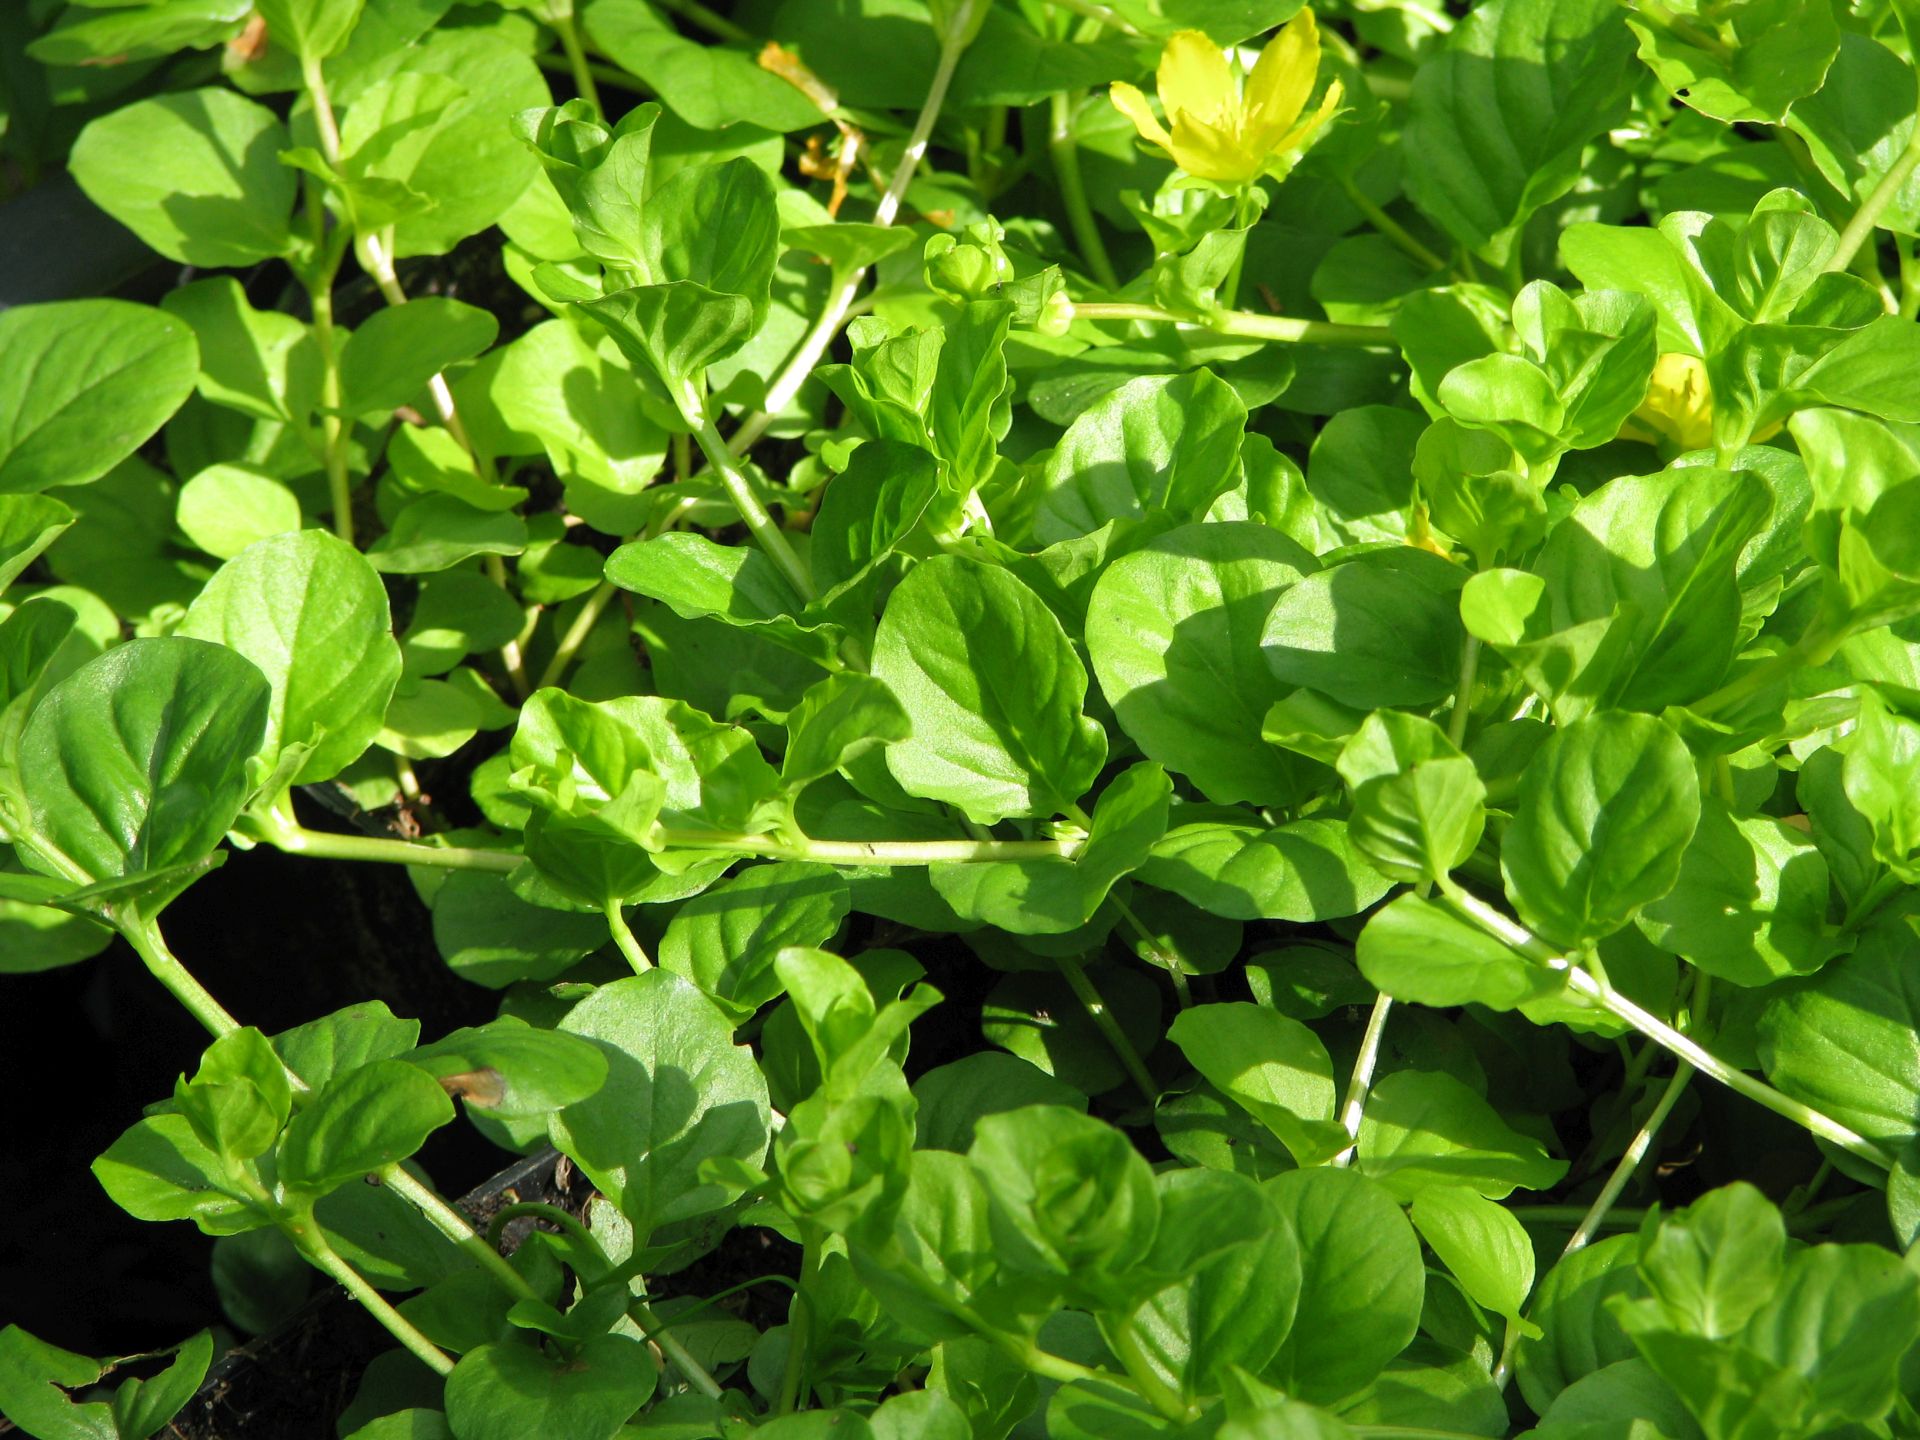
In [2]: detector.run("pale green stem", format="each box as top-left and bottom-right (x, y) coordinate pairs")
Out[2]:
(123, 919), (244, 1040)
(1491, 1060), (1694, 1392)
(1331, 995), (1393, 1168)
(1113, 895), (1192, 1007)
(267, 821), (523, 872)
(538, 580), (618, 690)
(262, 819), (1083, 871)
(1038, 0), (1141, 34)
(291, 1224), (454, 1376)
(302, 212), (355, 546)
(1438, 880), (1890, 1169)
(1057, 952), (1157, 1102)
(739, 23), (971, 429)
(1050, 91), (1120, 290)
(652, 0), (751, 42)
(551, 6), (602, 112)
(1338, 176), (1448, 273)
(604, 901), (653, 972)
(686, 410), (816, 603)
(378, 1166), (541, 1303)
(1446, 635), (1481, 749)
(633, 1295), (726, 1400)
(1069, 301), (1394, 346)
(1827, 117), (1920, 275)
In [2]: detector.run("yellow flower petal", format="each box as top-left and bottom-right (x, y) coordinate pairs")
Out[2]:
(1272, 76), (1344, 155)
(1110, 80), (1173, 152)
(1168, 109), (1263, 184)
(1157, 29), (1237, 130)
(1246, 9), (1319, 141)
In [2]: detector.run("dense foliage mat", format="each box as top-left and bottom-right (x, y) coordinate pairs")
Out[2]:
(6, 0), (1920, 1436)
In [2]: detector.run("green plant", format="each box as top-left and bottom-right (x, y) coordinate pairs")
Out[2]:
(7, 0), (1920, 1436)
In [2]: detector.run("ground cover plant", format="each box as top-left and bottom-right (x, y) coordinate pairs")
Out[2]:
(9, 0), (1920, 1434)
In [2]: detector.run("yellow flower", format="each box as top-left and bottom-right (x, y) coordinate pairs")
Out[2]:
(1619, 353), (1780, 454)
(1110, 13), (1343, 186)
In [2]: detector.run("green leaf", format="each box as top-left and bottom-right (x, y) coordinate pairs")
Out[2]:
(160, 277), (320, 426)
(351, 29), (550, 259)
(1639, 799), (1841, 986)
(1463, 466), (1772, 720)
(642, 158), (780, 326)
(279, 1059), (455, 1195)
(1635, 1183), (1787, 1340)
(931, 760), (1170, 934)
(0, 1326), (115, 1440)
(0, 496), (75, 595)
(914, 1052), (1088, 1152)
(1628, 0), (1839, 125)
(516, 99), (659, 272)
(1501, 711), (1701, 948)
(444, 1336), (655, 1440)
(175, 1027), (294, 1164)
(782, 674), (912, 790)
(272, 1000), (421, 1090)
(1140, 817), (1393, 923)
(70, 89), (295, 268)
(367, 496), (529, 574)
(17, 639), (269, 897)
(1167, 1002), (1347, 1166)
(1513, 1234), (1643, 1416)
(256, 0), (365, 59)
(873, 555), (1107, 824)
(175, 466), (303, 561)
(1356, 891), (1564, 1010)
(969, 1106), (1160, 1308)
(550, 970), (771, 1236)
(1357, 1069), (1568, 1200)
(1410, 1185), (1535, 1322)
(657, 862), (851, 1020)
(1034, 371), (1248, 544)
(405, 1018), (608, 1120)
(1787, 34), (1920, 237)
(26, 0), (251, 65)
(0, 301), (199, 494)
(1402, 0), (1636, 253)
(1266, 1167), (1426, 1405)
(1740, 1242), (1920, 1423)
(430, 872), (610, 989)
(585, 0), (822, 132)
(92, 1113), (269, 1234)
(1336, 710), (1486, 885)
(1122, 1172), (1302, 1403)
(108, 1331), (214, 1440)
(1086, 521), (1318, 808)
(1262, 548), (1467, 711)
(577, 281), (756, 390)
(809, 440), (940, 603)
(1757, 920), (1920, 1150)
(339, 299), (498, 414)
(179, 530), (402, 786)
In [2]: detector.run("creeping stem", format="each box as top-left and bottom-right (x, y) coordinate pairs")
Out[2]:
(1050, 90), (1120, 291)
(604, 901), (653, 973)
(261, 816), (1086, 871)
(1438, 879), (1890, 1169)
(734, 15), (974, 442)
(291, 1223), (456, 1376)
(1827, 115), (1920, 277)
(686, 409), (816, 603)
(1068, 301), (1395, 347)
